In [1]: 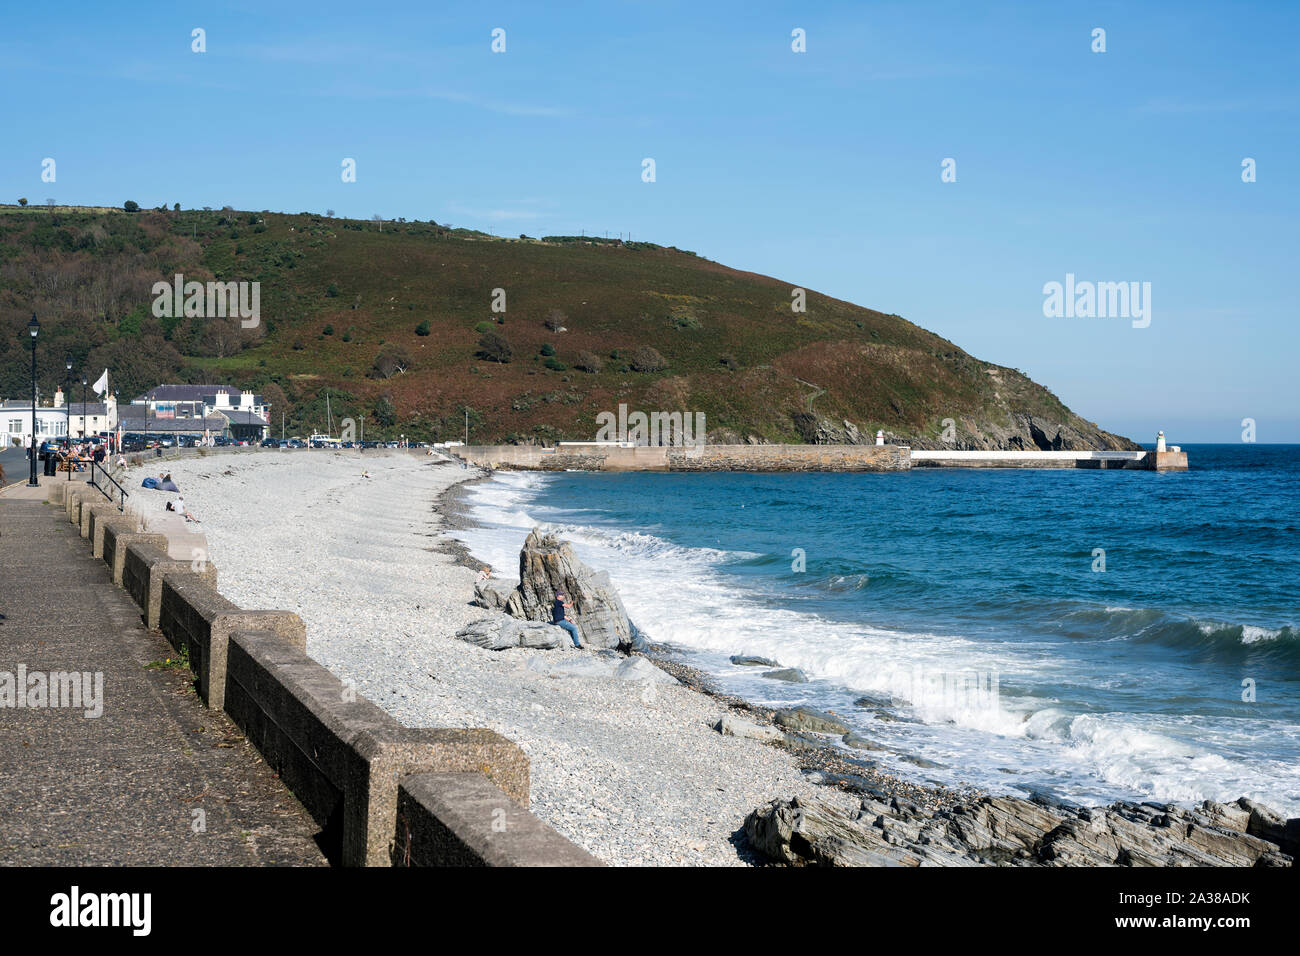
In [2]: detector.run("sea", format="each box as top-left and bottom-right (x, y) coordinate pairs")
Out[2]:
(449, 444), (1300, 816)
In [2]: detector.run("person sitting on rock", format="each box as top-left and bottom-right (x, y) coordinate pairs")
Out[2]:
(477, 565), (492, 582)
(552, 591), (583, 649)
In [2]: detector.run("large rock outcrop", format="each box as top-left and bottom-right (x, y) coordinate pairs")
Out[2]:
(745, 793), (1297, 867)
(794, 411), (1141, 453)
(471, 528), (639, 650)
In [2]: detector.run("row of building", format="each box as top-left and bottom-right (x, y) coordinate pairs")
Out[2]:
(1, 385), (271, 446)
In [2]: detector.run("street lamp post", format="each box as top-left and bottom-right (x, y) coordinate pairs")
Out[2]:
(81, 374), (88, 442)
(27, 315), (40, 486)
(64, 354), (73, 481)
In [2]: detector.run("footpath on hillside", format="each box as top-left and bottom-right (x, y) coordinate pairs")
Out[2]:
(0, 480), (327, 865)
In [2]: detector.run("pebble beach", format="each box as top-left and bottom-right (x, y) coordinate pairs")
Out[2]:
(123, 449), (868, 866)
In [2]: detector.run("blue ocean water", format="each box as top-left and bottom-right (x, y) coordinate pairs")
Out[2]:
(452, 445), (1300, 815)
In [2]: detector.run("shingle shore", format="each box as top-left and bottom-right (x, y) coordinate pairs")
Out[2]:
(125, 450), (881, 865)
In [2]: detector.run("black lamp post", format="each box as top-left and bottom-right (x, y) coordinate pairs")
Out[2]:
(81, 373), (88, 442)
(27, 315), (40, 486)
(64, 354), (73, 480)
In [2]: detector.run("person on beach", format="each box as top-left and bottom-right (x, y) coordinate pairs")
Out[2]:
(167, 496), (199, 522)
(477, 565), (492, 582)
(552, 591), (583, 649)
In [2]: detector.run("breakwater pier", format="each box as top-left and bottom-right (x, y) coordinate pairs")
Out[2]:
(451, 441), (1189, 473)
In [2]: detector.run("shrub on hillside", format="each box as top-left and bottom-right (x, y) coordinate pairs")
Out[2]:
(544, 357), (567, 371)
(123, 200), (139, 212)
(326, 283), (340, 297)
(629, 346), (667, 373)
(574, 350), (603, 373)
(415, 320), (431, 336)
(539, 343), (556, 356)
(719, 353), (739, 370)
(477, 332), (512, 363)
(474, 321), (495, 334)
(372, 346), (411, 378)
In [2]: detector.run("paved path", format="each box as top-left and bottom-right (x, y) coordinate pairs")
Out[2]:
(0, 494), (327, 865)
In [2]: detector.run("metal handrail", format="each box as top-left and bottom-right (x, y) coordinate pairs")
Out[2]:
(89, 460), (128, 512)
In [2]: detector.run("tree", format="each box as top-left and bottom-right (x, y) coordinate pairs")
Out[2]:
(575, 350), (603, 373)
(476, 332), (512, 363)
(326, 282), (340, 297)
(17, 197), (27, 207)
(415, 320), (431, 336)
(123, 200), (139, 212)
(630, 346), (667, 372)
(373, 395), (397, 427)
(326, 208), (335, 217)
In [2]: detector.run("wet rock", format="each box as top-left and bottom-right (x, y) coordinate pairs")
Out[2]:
(897, 754), (945, 769)
(775, 706), (850, 735)
(841, 733), (883, 751)
(730, 655), (778, 667)
(762, 668), (807, 683)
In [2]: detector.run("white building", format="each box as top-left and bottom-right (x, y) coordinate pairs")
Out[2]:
(1, 401), (72, 448)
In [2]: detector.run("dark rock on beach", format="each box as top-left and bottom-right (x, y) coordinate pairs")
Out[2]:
(745, 793), (1298, 867)
(762, 668), (808, 683)
(775, 706), (851, 735)
(730, 655), (779, 667)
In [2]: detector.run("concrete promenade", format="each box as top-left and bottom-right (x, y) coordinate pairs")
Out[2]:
(0, 479), (326, 866)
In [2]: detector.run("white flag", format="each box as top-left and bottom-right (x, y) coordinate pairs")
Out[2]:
(92, 368), (109, 396)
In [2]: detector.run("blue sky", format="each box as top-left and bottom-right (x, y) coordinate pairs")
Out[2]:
(3, 0), (1296, 441)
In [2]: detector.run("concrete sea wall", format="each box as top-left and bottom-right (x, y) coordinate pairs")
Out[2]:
(45, 479), (599, 868)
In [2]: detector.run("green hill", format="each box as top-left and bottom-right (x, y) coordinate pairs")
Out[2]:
(0, 205), (1138, 450)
